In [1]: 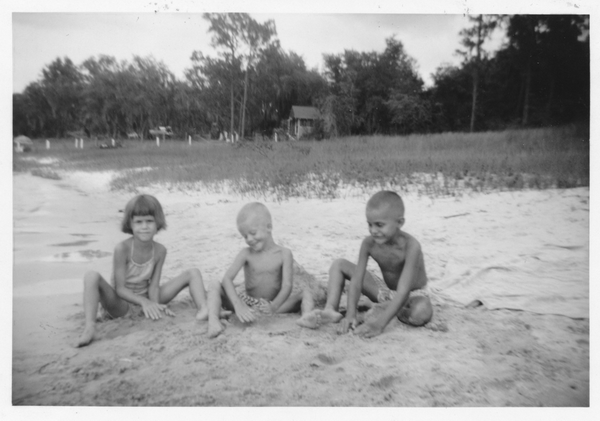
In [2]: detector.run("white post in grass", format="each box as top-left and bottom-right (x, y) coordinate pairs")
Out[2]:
(188, 135), (191, 145)
(81, 138), (84, 149)
(111, 138), (115, 147)
(46, 140), (50, 149)
(156, 137), (160, 147)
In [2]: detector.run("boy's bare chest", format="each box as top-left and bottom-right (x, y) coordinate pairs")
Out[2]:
(371, 244), (406, 270)
(245, 252), (283, 274)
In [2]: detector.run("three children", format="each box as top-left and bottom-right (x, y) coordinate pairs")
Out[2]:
(76, 190), (432, 346)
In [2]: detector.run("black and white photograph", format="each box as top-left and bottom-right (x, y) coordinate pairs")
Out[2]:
(5, 0), (596, 417)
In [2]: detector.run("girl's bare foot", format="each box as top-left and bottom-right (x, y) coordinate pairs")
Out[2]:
(207, 320), (225, 338)
(320, 308), (344, 324)
(75, 325), (95, 348)
(296, 310), (321, 329)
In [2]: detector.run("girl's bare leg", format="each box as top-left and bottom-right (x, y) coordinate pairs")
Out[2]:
(159, 268), (208, 320)
(76, 271), (128, 348)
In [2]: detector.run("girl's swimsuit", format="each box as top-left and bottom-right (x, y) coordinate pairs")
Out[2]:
(117, 240), (156, 297)
(102, 241), (155, 319)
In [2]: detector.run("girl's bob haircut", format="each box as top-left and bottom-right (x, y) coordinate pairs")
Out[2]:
(121, 194), (167, 234)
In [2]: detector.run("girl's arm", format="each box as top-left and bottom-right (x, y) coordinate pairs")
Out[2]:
(147, 244), (166, 303)
(339, 238), (371, 333)
(270, 248), (293, 313)
(221, 249), (255, 323)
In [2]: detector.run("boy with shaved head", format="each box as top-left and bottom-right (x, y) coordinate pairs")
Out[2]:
(207, 202), (320, 337)
(321, 191), (433, 338)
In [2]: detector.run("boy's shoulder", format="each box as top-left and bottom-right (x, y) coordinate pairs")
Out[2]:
(399, 230), (422, 250)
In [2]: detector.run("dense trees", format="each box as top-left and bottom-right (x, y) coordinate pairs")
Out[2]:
(13, 14), (589, 139)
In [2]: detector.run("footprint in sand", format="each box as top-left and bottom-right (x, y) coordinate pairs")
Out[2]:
(371, 375), (399, 389)
(316, 352), (340, 365)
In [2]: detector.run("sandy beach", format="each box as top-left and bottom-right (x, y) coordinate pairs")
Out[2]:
(9, 170), (590, 411)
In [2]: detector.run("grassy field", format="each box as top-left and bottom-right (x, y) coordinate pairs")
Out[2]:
(13, 125), (589, 199)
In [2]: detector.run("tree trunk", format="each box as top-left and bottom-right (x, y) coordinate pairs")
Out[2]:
(469, 15), (483, 133)
(241, 68), (249, 140)
(230, 82), (235, 141)
(470, 69), (479, 133)
(522, 57), (532, 126)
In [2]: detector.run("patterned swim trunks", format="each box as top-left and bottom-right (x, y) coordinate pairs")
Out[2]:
(235, 281), (304, 307)
(370, 271), (430, 303)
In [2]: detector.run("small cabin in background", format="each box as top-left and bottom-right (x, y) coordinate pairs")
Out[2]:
(288, 106), (320, 139)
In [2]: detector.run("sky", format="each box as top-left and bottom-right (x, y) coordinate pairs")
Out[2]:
(9, 0), (592, 95)
(11, 12), (507, 93)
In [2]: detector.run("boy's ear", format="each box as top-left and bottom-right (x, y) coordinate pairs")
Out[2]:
(398, 217), (405, 227)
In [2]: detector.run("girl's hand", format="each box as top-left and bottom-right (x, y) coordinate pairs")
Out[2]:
(162, 306), (175, 317)
(258, 299), (275, 315)
(234, 302), (256, 323)
(142, 301), (172, 320)
(337, 317), (359, 334)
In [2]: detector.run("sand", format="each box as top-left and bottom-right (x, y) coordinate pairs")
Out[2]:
(9, 170), (591, 414)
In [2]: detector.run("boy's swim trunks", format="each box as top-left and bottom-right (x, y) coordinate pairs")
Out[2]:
(235, 281), (303, 308)
(370, 271), (429, 303)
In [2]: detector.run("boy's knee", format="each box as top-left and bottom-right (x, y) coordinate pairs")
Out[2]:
(205, 278), (221, 293)
(401, 297), (433, 326)
(187, 268), (203, 280)
(330, 258), (350, 273)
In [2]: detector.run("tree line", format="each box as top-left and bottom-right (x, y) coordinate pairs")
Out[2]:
(12, 14), (589, 140)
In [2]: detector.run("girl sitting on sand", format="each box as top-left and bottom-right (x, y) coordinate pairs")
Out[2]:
(76, 194), (210, 347)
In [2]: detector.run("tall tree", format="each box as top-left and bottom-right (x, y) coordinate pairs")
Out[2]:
(458, 15), (500, 132)
(203, 13), (277, 140)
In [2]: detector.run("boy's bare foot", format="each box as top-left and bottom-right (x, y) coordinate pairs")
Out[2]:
(196, 307), (210, 321)
(296, 310), (321, 329)
(75, 325), (95, 348)
(219, 309), (232, 318)
(207, 320), (225, 338)
(320, 308), (344, 324)
(197, 309), (231, 321)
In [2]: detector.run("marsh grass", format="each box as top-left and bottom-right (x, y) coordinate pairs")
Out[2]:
(13, 125), (589, 199)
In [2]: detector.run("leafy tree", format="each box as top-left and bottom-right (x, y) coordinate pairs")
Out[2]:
(39, 57), (84, 137)
(322, 36), (424, 136)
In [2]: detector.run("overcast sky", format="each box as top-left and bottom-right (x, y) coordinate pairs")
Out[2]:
(12, 12), (508, 93)
(9, 0), (593, 95)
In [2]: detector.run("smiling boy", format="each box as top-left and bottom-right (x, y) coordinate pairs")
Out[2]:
(206, 202), (321, 338)
(320, 191), (433, 338)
